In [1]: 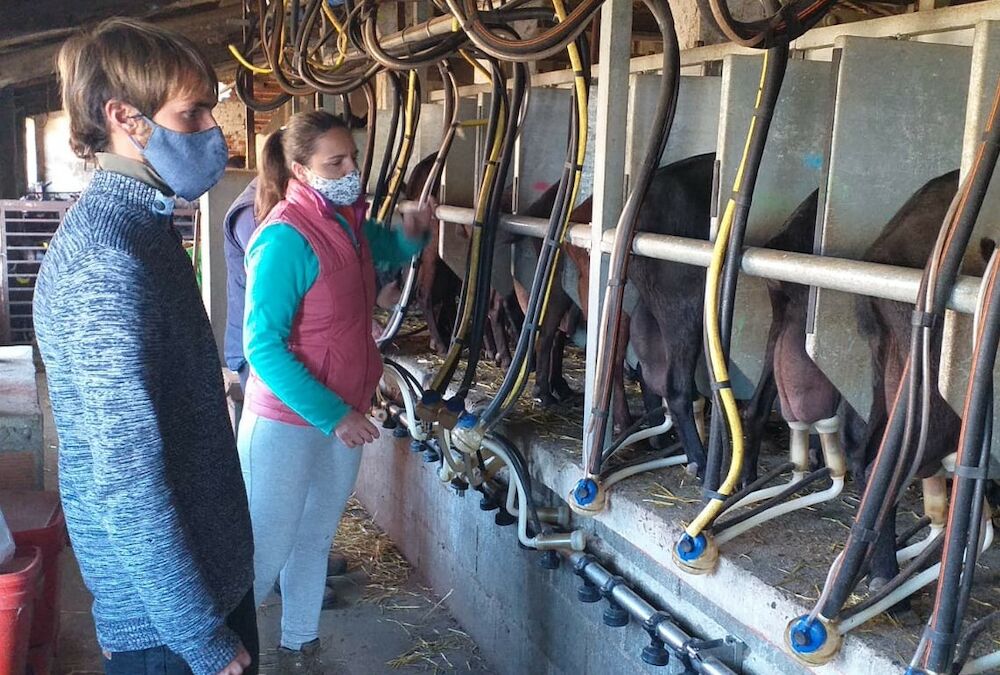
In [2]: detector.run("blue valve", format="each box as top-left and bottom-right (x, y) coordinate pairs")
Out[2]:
(787, 616), (828, 655)
(421, 391), (442, 405)
(675, 533), (708, 562)
(573, 478), (599, 507)
(456, 411), (478, 429)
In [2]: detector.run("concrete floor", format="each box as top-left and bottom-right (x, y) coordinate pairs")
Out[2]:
(39, 375), (493, 675)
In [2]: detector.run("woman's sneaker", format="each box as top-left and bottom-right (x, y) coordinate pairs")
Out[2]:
(277, 639), (324, 674)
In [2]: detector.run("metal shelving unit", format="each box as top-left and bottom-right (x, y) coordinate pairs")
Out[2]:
(1, 200), (200, 346)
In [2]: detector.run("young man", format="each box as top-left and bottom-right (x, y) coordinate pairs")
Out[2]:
(34, 18), (257, 675)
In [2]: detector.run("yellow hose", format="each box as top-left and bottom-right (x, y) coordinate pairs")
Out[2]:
(429, 64), (508, 393)
(494, 0), (587, 415)
(684, 52), (770, 539)
(228, 44), (273, 75)
(378, 70), (419, 224)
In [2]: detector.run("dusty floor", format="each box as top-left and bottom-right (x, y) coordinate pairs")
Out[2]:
(39, 375), (493, 675)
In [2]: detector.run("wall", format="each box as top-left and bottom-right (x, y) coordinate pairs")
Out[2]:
(35, 111), (92, 193)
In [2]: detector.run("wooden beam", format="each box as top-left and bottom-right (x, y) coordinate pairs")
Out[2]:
(0, 0), (239, 50)
(0, 5), (243, 90)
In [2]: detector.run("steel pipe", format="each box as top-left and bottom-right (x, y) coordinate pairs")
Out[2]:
(416, 201), (983, 313)
(569, 552), (737, 675)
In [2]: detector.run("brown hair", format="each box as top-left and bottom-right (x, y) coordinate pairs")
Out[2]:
(57, 18), (218, 160)
(255, 110), (349, 220)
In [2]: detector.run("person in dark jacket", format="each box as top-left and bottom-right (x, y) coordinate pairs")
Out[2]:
(223, 177), (259, 393)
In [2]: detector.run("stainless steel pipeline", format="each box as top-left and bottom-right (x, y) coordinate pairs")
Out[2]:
(422, 201), (983, 313)
(568, 552), (737, 675)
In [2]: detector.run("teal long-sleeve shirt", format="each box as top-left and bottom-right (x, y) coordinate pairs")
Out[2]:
(244, 216), (425, 433)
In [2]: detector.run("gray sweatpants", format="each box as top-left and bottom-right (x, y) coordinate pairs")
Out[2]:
(236, 410), (363, 649)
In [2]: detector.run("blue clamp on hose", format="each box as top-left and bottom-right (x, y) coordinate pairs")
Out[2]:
(573, 478), (599, 507)
(787, 616), (828, 655)
(421, 391), (442, 405)
(675, 533), (708, 562)
(456, 411), (478, 429)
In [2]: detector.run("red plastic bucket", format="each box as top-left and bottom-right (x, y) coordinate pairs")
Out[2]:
(0, 490), (66, 658)
(0, 546), (41, 675)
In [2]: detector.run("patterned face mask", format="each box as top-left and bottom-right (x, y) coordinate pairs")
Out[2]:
(305, 168), (362, 206)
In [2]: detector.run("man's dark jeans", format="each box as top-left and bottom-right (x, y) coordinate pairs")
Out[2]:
(102, 590), (258, 675)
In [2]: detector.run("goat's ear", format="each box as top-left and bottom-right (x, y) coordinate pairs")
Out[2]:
(981, 237), (997, 264)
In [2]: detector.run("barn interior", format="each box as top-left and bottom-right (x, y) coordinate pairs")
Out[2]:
(1, 0), (1000, 674)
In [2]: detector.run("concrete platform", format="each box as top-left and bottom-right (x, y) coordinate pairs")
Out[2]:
(357, 333), (1000, 675)
(0, 345), (43, 489)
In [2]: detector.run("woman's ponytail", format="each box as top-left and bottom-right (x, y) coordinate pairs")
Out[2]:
(255, 129), (290, 221)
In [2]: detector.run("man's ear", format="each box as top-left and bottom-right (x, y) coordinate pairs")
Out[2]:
(105, 100), (142, 133)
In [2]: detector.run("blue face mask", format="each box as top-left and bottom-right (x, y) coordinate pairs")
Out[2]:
(129, 115), (229, 201)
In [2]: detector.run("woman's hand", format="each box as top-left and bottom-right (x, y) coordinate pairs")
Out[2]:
(401, 196), (437, 240)
(335, 410), (380, 448)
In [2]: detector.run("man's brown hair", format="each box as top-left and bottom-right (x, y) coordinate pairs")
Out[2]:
(57, 18), (218, 160)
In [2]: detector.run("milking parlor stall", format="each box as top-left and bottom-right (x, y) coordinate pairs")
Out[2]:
(4, 0), (1000, 673)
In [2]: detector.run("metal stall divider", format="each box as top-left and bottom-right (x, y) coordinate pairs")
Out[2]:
(716, 56), (832, 399)
(512, 87), (574, 322)
(809, 36), (973, 420)
(439, 97), (480, 279)
(941, 21), (1000, 474)
(620, 73), (722, 370)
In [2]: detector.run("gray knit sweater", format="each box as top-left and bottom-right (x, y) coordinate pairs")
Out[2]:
(33, 170), (254, 674)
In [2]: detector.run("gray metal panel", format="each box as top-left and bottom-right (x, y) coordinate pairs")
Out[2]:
(514, 88), (572, 213)
(717, 56), (833, 399)
(940, 22), (1000, 451)
(414, 103), (444, 168)
(809, 36), (972, 418)
(625, 74), (722, 196)
(577, 89), (599, 209)
(440, 98), (479, 278)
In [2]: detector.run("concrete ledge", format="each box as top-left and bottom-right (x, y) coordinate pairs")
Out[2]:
(355, 353), (936, 674)
(0, 346), (43, 489)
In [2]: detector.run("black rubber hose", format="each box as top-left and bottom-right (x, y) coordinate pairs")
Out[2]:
(458, 61), (526, 397)
(584, 0), (680, 475)
(838, 533), (944, 623)
(361, 82), (377, 191)
(432, 58), (508, 393)
(371, 71), (402, 221)
(952, 610), (1000, 673)
(712, 467), (829, 534)
(819, 376), (910, 617)
(600, 406), (668, 465)
(950, 407), (992, 638)
(719, 461), (796, 513)
(703, 35), (789, 492)
(491, 432), (544, 534)
(925, 366), (997, 672)
(384, 76), (422, 224)
(708, 0), (836, 48)
(896, 516), (933, 550)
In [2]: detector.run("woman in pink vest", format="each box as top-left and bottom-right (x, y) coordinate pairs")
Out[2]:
(238, 110), (432, 674)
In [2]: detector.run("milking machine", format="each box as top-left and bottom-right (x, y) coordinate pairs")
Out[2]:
(785, 67), (1000, 668)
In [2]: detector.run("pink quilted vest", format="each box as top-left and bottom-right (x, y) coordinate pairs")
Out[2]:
(245, 179), (381, 427)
